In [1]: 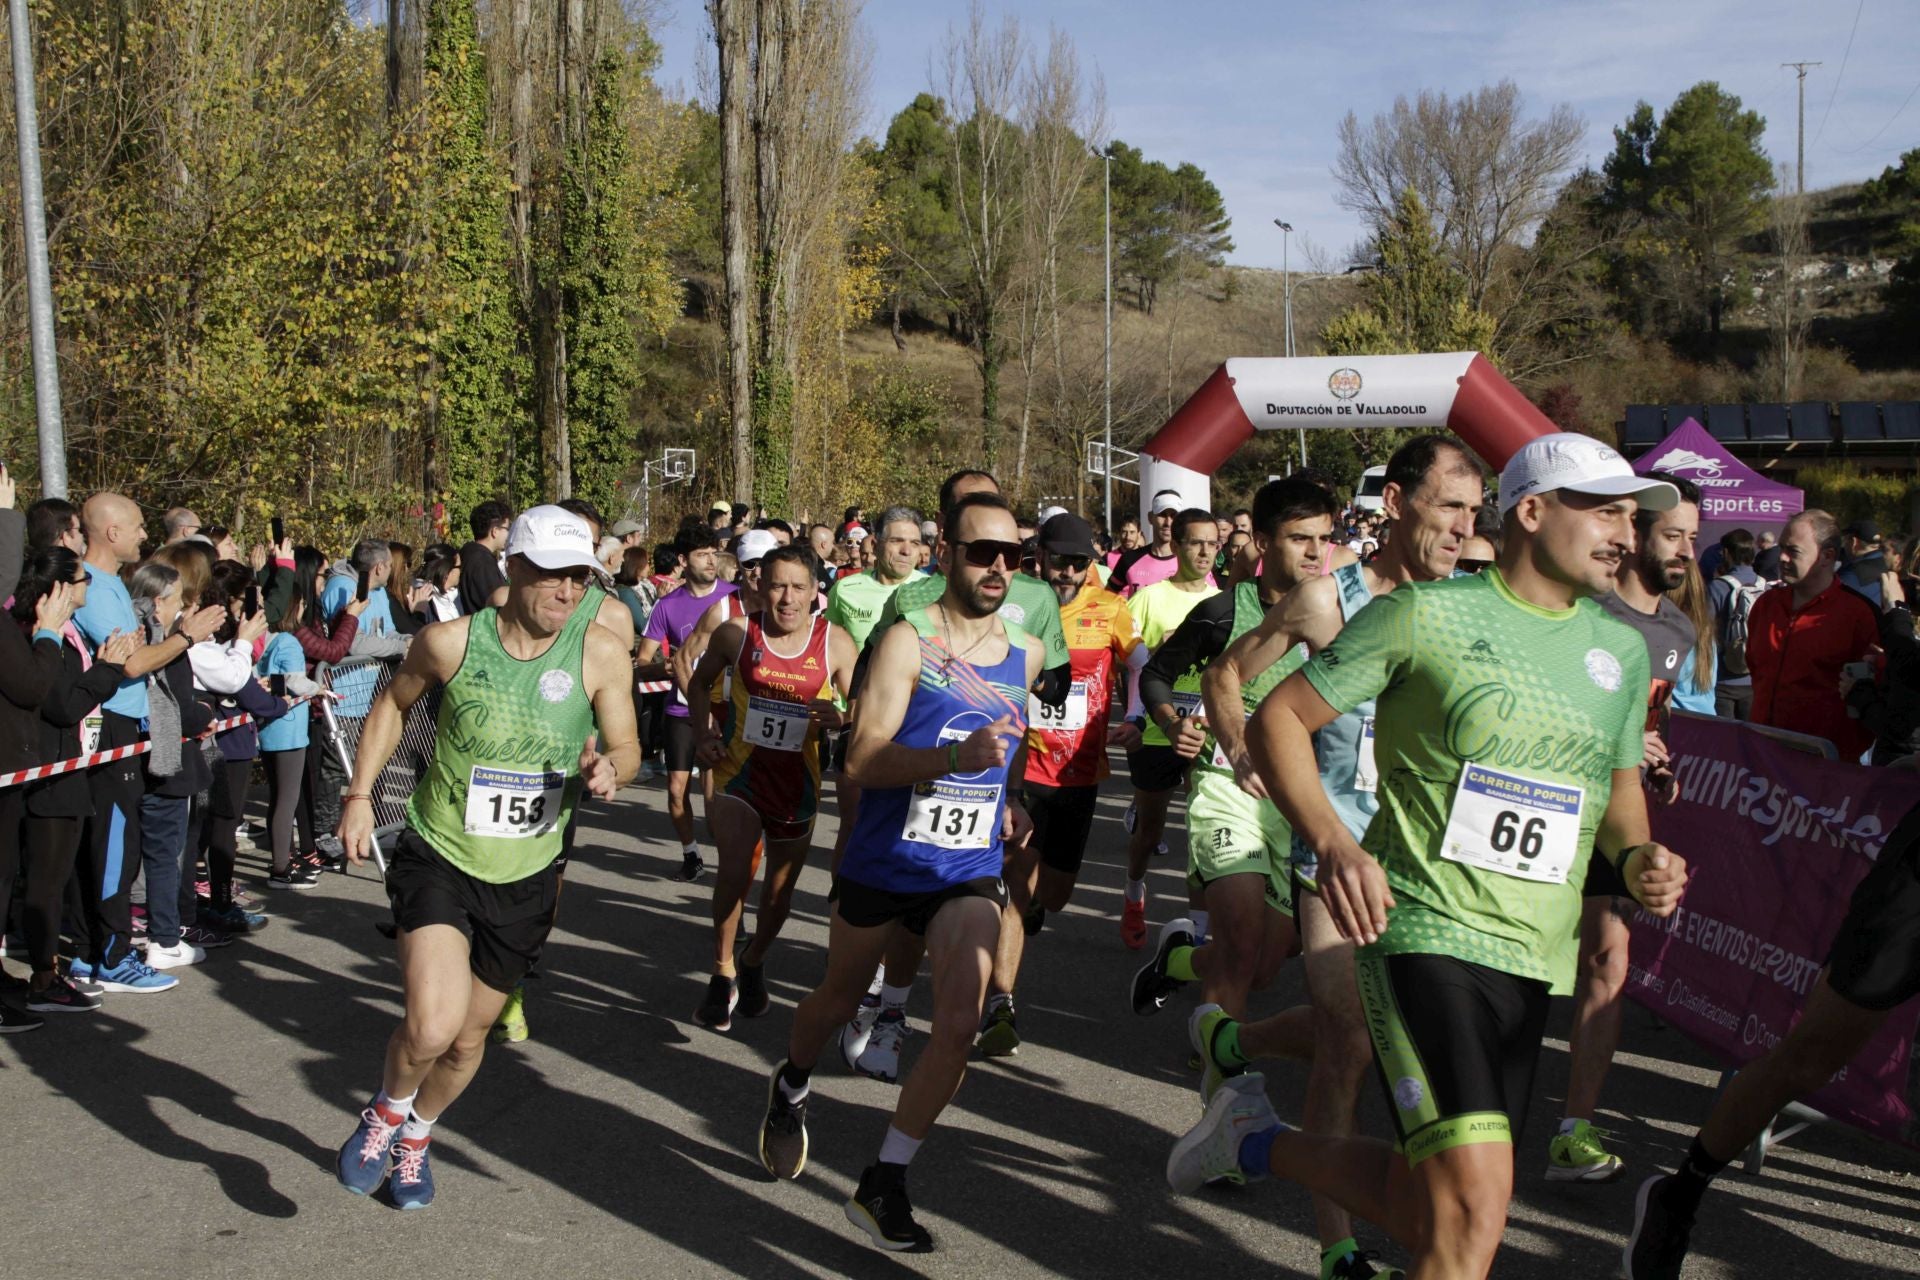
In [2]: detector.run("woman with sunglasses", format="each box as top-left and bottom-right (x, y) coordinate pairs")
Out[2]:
(4, 546), (134, 1021)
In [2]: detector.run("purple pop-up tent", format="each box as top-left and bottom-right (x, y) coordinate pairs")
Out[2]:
(1632, 418), (1804, 529)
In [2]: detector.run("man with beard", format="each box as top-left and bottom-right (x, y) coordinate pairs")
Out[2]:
(1551, 472), (1700, 1183)
(758, 492), (1039, 1253)
(1167, 435), (1688, 1280)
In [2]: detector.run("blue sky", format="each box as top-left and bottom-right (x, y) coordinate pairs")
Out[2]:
(645, 0), (1919, 269)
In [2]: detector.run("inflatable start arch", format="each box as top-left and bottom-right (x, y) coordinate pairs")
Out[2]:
(1137, 353), (1556, 520)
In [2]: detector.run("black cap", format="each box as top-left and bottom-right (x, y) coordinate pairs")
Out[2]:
(1038, 512), (1097, 558)
(1843, 518), (1881, 542)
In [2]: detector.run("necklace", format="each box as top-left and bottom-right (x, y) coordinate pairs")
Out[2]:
(936, 604), (993, 679)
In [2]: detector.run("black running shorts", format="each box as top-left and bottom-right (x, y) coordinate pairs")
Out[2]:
(1022, 782), (1099, 877)
(1127, 744), (1191, 795)
(1355, 951), (1551, 1166)
(665, 715), (699, 773)
(1827, 799), (1920, 1012)
(385, 829), (562, 994)
(830, 873), (1008, 936)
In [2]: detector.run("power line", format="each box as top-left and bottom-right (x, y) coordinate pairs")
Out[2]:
(1835, 74), (1920, 156)
(1812, 0), (1862, 146)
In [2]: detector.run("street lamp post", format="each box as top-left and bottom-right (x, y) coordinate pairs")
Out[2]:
(1274, 217), (1303, 470)
(1101, 148), (1113, 534)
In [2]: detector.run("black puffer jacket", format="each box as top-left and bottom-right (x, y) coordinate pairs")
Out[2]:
(0, 510), (63, 773)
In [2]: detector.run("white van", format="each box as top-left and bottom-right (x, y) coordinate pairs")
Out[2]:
(1352, 466), (1388, 514)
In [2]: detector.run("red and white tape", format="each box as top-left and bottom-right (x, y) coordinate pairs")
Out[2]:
(636, 679), (674, 693)
(0, 702), (309, 791)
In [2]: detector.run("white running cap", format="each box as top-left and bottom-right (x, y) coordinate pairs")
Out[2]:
(505, 505), (601, 573)
(734, 528), (779, 563)
(1498, 433), (1680, 515)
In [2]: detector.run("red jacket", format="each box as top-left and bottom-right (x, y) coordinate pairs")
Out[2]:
(1746, 578), (1880, 758)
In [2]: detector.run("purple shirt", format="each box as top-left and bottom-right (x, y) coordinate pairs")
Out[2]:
(643, 582), (737, 716)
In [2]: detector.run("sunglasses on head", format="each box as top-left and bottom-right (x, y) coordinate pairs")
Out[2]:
(953, 539), (1023, 569)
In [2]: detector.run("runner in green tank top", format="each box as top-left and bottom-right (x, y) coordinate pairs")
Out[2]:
(334, 506), (640, 1211)
(1131, 480), (1337, 1058)
(1166, 434), (1691, 1280)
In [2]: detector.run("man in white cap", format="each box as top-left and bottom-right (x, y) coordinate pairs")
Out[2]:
(333, 504), (640, 1210)
(1110, 488), (1187, 596)
(1166, 434), (1691, 1280)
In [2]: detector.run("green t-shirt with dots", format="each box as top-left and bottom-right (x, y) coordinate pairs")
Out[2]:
(1300, 568), (1648, 995)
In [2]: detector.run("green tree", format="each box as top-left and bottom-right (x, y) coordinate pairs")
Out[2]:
(1602, 83), (1772, 345)
(419, 0), (531, 514)
(874, 94), (963, 346)
(1107, 141), (1233, 313)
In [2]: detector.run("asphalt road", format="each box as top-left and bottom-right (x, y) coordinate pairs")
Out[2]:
(5, 769), (1918, 1279)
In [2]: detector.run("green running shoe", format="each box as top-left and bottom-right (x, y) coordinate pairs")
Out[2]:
(976, 999), (1019, 1057)
(491, 985), (529, 1044)
(1187, 1002), (1245, 1108)
(1547, 1118), (1624, 1182)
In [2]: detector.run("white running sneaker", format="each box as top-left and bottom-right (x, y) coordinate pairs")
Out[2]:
(1167, 1072), (1285, 1193)
(855, 1010), (909, 1083)
(144, 940), (207, 970)
(839, 994), (884, 1068)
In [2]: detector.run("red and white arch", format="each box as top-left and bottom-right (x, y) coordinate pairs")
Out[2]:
(1137, 353), (1555, 519)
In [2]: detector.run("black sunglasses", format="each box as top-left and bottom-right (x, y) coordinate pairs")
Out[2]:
(953, 539), (1023, 569)
(1457, 558), (1492, 574)
(1047, 553), (1093, 572)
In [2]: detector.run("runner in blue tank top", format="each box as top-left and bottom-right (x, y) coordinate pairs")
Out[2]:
(756, 492), (1041, 1255)
(1185, 437), (1488, 1280)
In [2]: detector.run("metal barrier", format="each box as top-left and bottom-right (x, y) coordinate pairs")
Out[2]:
(316, 657), (441, 877)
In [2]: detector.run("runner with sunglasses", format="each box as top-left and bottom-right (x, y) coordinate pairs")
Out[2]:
(978, 511), (1142, 1056)
(333, 506), (640, 1210)
(836, 471), (1072, 1084)
(758, 491), (1040, 1252)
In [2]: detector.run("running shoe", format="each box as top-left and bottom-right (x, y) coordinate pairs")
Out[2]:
(1325, 1245), (1403, 1279)
(1189, 1002), (1244, 1107)
(0, 1003), (45, 1034)
(203, 904), (268, 934)
(130, 904), (148, 940)
(855, 1010), (909, 1083)
(268, 865), (321, 890)
(81, 955), (178, 993)
(736, 962), (771, 1019)
(26, 976), (102, 1014)
(678, 849), (704, 882)
(1547, 1119), (1625, 1182)
(1130, 917), (1194, 1015)
(1120, 896), (1148, 950)
(182, 923), (233, 950)
(492, 985), (529, 1044)
(1622, 1174), (1694, 1279)
(695, 974), (738, 1032)
(976, 999), (1019, 1057)
(844, 1162), (933, 1252)
(337, 1101), (401, 1195)
(839, 992), (883, 1068)
(314, 834), (348, 866)
(1167, 1072), (1284, 1193)
(144, 940), (206, 970)
(389, 1139), (435, 1210)
(232, 886), (265, 911)
(758, 1062), (809, 1179)
(63, 960), (106, 997)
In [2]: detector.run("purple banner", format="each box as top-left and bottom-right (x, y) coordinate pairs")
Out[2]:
(1626, 714), (1920, 1147)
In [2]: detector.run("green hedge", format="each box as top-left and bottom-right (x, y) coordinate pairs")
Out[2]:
(1795, 463), (1917, 539)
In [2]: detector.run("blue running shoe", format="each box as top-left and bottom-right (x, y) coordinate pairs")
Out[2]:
(337, 1103), (402, 1195)
(389, 1139), (435, 1210)
(90, 955), (179, 994)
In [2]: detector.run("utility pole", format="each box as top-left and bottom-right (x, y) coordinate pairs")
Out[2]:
(1102, 149), (1113, 536)
(10, 0), (67, 497)
(1275, 217), (1304, 469)
(1782, 61), (1821, 194)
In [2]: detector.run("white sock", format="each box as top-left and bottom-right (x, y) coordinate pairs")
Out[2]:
(985, 991), (1012, 1013)
(1125, 878), (1146, 903)
(400, 1112), (435, 1143)
(877, 1125), (922, 1167)
(375, 1089), (415, 1118)
(778, 1074), (810, 1105)
(880, 982), (912, 1014)
(1558, 1117), (1582, 1136)
(681, 842), (697, 856)
(1189, 909), (1210, 943)
(865, 967), (885, 998)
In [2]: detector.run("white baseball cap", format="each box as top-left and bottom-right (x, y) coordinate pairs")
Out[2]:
(1498, 432), (1680, 515)
(505, 504), (601, 573)
(1149, 490), (1182, 515)
(734, 529), (779, 563)
(1036, 504), (1068, 524)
